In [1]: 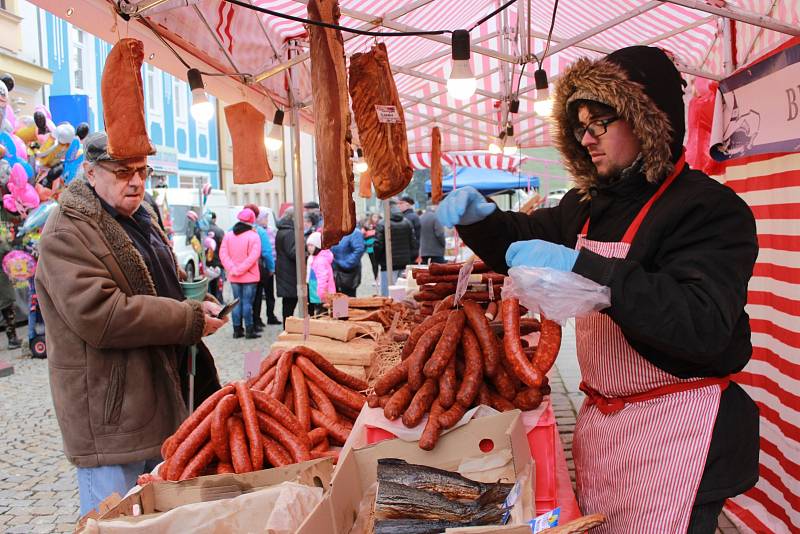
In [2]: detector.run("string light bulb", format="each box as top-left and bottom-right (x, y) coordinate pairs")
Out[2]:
(355, 148), (368, 173)
(447, 30), (476, 100)
(533, 68), (553, 117)
(502, 124), (517, 156)
(187, 68), (214, 124)
(264, 109), (284, 151)
(488, 130), (505, 154)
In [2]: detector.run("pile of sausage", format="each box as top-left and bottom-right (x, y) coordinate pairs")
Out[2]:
(368, 296), (561, 451)
(411, 261), (505, 320)
(158, 346), (367, 481)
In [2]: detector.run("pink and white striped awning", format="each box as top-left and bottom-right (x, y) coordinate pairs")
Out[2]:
(410, 151), (526, 172)
(32, 0), (800, 155)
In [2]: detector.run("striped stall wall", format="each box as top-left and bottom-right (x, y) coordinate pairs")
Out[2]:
(722, 152), (800, 534)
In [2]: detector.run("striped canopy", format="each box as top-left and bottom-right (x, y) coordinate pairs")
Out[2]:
(34, 0), (800, 159)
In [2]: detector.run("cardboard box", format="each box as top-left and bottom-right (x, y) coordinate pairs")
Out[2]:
(299, 410), (534, 534)
(81, 458), (334, 531)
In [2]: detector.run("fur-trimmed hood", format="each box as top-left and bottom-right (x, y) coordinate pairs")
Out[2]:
(552, 46), (686, 196)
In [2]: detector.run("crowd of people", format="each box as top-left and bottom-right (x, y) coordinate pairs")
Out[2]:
(211, 195), (448, 334)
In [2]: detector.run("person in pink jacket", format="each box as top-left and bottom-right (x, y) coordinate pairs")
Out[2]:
(305, 231), (336, 316)
(219, 208), (261, 338)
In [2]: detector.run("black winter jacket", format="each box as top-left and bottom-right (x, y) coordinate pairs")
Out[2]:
(458, 163), (760, 503)
(275, 215), (298, 298)
(375, 210), (417, 271)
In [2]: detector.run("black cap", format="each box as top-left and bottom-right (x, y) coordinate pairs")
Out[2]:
(400, 195), (414, 205)
(82, 132), (118, 163)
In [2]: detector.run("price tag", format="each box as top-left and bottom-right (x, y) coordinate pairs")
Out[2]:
(244, 350), (263, 380)
(488, 277), (495, 301)
(453, 257), (475, 307)
(303, 313), (310, 340)
(332, 296), (349, 319)
(375, 105), (401, 123)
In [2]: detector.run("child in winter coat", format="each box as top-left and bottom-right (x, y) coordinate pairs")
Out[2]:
(305, 231), (336, 316)
(219, 208), (261, 339)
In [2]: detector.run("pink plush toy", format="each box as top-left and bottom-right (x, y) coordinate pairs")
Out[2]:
(3, 163), (40, 214)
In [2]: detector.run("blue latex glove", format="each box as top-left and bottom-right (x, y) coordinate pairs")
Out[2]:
(505, 239), (579, 272)
(436, 186), (497, 228)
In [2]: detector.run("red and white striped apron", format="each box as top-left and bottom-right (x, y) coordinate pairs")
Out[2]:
(572, 158), (729, 533)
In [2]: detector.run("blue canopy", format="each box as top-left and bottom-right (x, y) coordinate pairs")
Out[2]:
(425, 166), (538, 195)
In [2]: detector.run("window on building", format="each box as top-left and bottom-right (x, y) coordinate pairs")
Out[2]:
(145, 64), (163, 117)
(70, 27), (87, 91)
(173, 77), (188, 125)
(243, 191), (251, 204)
(179, 174), (209, 189)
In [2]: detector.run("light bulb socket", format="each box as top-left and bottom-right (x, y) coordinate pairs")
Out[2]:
(187, 68), (204, 92)
(357, 147), (364, 158)
(452, 30), (470, 61)
(534, 68), (549, 91)
(506, 124), (514, 137)
(272, 109), (284, 126)
(498, 130), (506, 140)
(509, 99), (520, 114)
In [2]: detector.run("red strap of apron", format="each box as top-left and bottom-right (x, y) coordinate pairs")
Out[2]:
(580, 152), (687, 243)
(579, 375), (731, 415)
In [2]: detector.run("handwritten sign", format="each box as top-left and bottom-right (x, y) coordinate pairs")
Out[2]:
(332, 296), (349, 319)
(453, 257), (475, 307)
(375, 105), (401, 123)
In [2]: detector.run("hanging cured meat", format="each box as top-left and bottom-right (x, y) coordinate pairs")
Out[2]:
(308, 0), (356, 248)
(430, 127), (443, 203)
(348, 43), (413, 199)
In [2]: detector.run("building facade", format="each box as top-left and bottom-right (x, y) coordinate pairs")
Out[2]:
(37, 5), (221, 189)
(0, 0), (52, 119)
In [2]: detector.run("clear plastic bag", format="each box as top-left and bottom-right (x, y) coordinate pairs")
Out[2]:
(502, 266), (611, 325)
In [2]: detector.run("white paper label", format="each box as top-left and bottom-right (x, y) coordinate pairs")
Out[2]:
(454, 257), (475, 306)
(244, 350), (262, 380)
(332, 296), (349, 318)
(488, 277), (495, 301)
(375, 105), (401, 123)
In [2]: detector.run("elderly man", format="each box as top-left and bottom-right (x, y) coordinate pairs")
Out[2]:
(35, 132), (226, 515)
(439, 46), (758, 533)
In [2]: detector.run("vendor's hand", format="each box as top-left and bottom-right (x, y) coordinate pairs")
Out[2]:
(436, 186), (497, 228)
(178, 267), (188, 281)
(505, 239), (579, 272)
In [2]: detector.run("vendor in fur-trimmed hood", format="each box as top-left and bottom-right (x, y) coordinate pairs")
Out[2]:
(436, 46), (759, 533)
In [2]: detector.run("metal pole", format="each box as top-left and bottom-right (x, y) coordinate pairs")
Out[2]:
(384, 200), (394, 291)
(288, 43), (308, 318)
(722, 18), (735, 75)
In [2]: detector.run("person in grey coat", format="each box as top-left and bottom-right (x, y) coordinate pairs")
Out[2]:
(419, 203), (446, 264)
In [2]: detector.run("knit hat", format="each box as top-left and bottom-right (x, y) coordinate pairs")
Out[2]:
(237, 208), (256, 226)
(306, 231), (322, 249)
(553, 46), (687, 194)
(244, 203), (260, 217)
